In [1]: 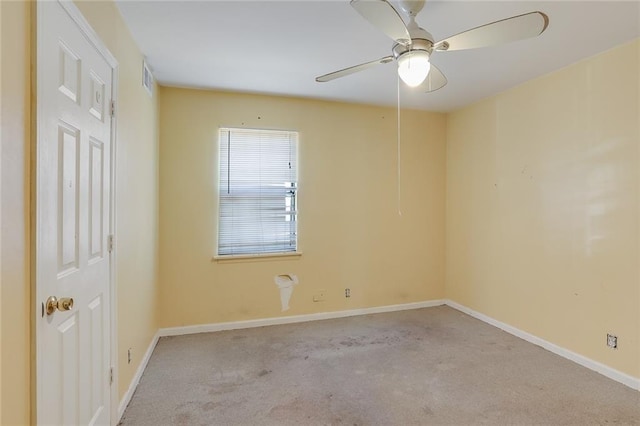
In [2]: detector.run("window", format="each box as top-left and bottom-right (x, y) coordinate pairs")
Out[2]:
(217, 128), (298, 256)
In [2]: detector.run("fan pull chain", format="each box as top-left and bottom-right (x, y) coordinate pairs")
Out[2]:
(397, 73), (402, 217)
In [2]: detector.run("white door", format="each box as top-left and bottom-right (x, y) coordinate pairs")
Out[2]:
(36, 1), (116, 425)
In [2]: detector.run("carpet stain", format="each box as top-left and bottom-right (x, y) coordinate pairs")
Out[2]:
(201, 401), (218, 412)
(339, 337), (364, 347)
(174, 412), (191, 425)
(258, 369), (271, 377)
(268, 396), (331, 422)
(207, 382), (239, 396)
(335, 332), (426, 349)
(436, 362), (456, 371)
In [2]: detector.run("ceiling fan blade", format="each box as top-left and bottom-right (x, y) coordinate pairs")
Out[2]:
(316, 56), (394, 82)
(351, 0), (411, 46)
(420, 64), (447, 92)
(434, 11), (549, 52)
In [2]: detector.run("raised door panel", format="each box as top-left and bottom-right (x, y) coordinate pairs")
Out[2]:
(58, 122), (81, 277)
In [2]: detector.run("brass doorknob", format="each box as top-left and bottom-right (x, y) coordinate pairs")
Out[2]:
(45, 296), (74, 316)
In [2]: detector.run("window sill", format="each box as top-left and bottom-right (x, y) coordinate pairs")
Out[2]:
(213, 251), (303, 263)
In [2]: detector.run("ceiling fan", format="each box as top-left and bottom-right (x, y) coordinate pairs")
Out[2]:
(316, 0), (549, 92)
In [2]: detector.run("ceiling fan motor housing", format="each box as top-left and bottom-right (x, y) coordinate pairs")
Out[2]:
(392, 18), (435, 59)
(393, 37), (433, 62)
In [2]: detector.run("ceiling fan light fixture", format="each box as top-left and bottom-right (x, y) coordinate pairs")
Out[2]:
(397, 50), (431, 87)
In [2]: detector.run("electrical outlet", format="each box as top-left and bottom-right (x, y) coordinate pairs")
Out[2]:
(127, 348), (133, 364)
(606, 334), (618, 349)
(313, 290), (326, 302)
(345, 288), (351, 298)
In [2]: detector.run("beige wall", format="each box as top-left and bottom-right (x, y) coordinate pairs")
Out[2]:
(0, 1), (160, 423)
(159, 88), (446, 327)
(0, 2), (31, 424)
(446, 40), (640, 378)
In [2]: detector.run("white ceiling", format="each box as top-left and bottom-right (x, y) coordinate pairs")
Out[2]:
(115, 1), (640, 112)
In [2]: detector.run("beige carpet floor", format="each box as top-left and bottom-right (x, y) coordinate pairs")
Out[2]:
(119, 306), (640, 425)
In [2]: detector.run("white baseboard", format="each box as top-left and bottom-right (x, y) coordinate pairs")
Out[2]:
(158, 299), (446, 337)
(117, 331), (160, 422)
(445, 299), (640, 391)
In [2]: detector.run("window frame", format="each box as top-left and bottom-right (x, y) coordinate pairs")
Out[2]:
(214, 127), (301, 260)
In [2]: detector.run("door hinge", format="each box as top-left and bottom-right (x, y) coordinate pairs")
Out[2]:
(110, 367), (114, 385)
(107, 234), (114, 253)
(110, 100), (115, 118)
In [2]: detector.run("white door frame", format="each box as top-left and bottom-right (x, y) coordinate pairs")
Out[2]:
(33, 0), (119, 423)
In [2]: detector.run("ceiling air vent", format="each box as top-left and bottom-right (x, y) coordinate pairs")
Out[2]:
(142, 60), (154, 96)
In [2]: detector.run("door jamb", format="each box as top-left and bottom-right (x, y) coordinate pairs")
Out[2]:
(33, 1), (119, 423)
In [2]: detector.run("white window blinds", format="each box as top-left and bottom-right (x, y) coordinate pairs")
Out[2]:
(218, 128), (298, 256)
